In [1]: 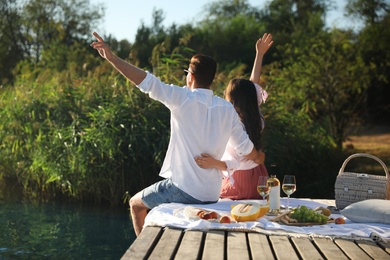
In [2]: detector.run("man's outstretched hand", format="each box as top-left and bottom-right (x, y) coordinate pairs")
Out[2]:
(90, 32), (113, 60)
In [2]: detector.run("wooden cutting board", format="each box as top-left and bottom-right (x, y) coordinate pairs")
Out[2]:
(270, 209), (334, 226)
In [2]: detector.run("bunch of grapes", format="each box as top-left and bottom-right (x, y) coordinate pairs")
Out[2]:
(290, 206), (328, 224)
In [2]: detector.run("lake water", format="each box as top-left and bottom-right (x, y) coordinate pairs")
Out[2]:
(0, 199), (136, 259)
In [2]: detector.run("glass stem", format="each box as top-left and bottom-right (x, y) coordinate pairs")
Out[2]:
(287, 195), (290, 210)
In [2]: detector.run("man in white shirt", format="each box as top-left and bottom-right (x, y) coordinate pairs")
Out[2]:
(91, 32), (264, 236)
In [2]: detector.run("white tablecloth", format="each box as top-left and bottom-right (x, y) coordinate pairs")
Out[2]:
(144, 198), (390, 240)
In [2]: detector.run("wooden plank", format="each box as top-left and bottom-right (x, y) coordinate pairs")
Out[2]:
(121, 226), (162, 260)
(247, 233), (274, 260)
(269, 235), (299, 260)
(378, 241), (390, 254)
(226, 231), (250, 260)
(174, 230), (204, 260)
(291, 237), (324, 260)
(148, 227), (183, 260)
(202, 230), (225, 260)
(312, 237), (348, 259)
(356, 239), (390, 259)
(334, 238), (371, 260)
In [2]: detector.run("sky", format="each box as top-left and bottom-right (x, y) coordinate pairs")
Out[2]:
(90, 0), (354, 43)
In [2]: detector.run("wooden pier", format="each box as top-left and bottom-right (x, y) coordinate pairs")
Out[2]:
(121, 226), (390, 259)
(121, 199), (390, 259)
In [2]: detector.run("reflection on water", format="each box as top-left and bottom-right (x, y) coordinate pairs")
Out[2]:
(0, 199), (136, 259)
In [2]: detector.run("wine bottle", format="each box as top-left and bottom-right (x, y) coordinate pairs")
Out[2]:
(267, 164), (280, 214)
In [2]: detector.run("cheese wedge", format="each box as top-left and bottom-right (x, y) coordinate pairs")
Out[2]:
(231, 203), (268, 222)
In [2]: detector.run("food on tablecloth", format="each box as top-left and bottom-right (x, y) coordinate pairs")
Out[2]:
(183, 206), (203, 220)
(231, 202), (269, 222)
(335, 217), (346, 224)
(219, 215), (232, 224)
(182, 206), (215, 220)
(202, 212), (212, 220)
(314, 206), (331, 217)
(197, 210), (205, 217)
(291, 206), (329, 223)
(182, 206), (232, 223)
(210, 211), (219, 219)
(271, 205), (330, 225)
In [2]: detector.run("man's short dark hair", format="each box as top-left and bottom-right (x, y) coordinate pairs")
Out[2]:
(189, 54), (217, 88)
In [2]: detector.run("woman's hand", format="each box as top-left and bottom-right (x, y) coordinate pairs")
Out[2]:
(195, 153), (226, 170)
(256, 33), (273, 56)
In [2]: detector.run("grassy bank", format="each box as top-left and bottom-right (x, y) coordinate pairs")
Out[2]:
(342, 124), (390, 175)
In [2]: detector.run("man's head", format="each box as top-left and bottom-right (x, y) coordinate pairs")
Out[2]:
(186, 54), (217, 89)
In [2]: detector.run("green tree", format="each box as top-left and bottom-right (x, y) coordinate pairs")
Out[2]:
(131, 8), (171, 69)
(259, 0), (332, 61)
(268, 31), (369, 149)
(196, 0), (264, 69)
(22, 0), (103, 62)
(346, 0), (388, 23)
(0, 0), (103, 83)
(346, 0), (390, 121)
(0, 0), (26, 84)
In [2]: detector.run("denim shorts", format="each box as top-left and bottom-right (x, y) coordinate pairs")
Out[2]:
(141, 178), (217, 209)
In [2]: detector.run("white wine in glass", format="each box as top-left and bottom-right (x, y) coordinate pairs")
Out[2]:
(282, 175), (296, 211)
(257, 176), (270, 205)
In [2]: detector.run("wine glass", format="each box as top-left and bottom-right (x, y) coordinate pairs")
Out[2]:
(257, 176), (270, 205)
(282, 175), (296, 211)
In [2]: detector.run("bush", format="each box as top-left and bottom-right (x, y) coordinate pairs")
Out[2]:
(0, 66), (170, 204)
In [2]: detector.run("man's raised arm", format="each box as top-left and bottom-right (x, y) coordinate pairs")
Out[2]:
(90, 32), (146, 85)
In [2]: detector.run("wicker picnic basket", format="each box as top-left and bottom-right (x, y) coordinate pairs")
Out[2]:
(334, 153), (390, 210)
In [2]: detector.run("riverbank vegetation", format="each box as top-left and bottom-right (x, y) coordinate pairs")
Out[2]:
(1, 0), (389, 205)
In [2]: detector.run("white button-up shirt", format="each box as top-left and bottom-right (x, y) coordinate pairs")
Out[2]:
(137, 72), (254, 201)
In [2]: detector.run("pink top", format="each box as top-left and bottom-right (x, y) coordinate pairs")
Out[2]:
(255, 83), (268, 105)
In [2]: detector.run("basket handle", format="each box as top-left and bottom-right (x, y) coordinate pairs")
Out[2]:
(338, 153), (389, 178)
